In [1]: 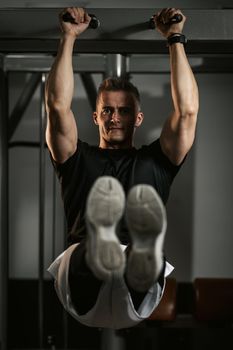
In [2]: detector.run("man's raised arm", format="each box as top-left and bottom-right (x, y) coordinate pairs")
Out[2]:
(45, 8), (91, 163)
(154, 8), (199, 166)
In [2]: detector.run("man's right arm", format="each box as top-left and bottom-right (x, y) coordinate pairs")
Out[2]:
(45, 8), (91, 163)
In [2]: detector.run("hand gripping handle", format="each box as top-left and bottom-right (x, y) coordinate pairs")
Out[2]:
(62, 12), (100, 29)
(149, 14), (183, 29)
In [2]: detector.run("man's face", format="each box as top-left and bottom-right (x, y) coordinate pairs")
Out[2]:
(93, 90), (143, 149)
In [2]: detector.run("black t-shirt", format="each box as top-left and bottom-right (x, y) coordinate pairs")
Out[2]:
(52, 138), (184, 245)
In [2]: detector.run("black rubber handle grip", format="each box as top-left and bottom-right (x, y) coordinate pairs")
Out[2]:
(149, 14), (183, 29)
(62, 13), (100, 29)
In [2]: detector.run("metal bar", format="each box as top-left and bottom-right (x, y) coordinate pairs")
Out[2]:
(1, 9), (233, 40)
(3, 54), (233, 74)
(9, 141), (45, 148)
(1, 0), (233, 8)
(0, 39), (233, 55)
(105, 54), (129, 78)
(8, 73), (41, 140)
(80, 73), (97, 111)
(63, 217), (68, 349)
(52, 169), (56, 261)
(63, 309), (68, 349)
(0, 55), (9, 350)
(38, 73), (46, 349)
(3, 54), (106, 73)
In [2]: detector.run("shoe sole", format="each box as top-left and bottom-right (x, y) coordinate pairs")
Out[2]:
(126, 185), (167, 292)
(85, 176), (126, 281)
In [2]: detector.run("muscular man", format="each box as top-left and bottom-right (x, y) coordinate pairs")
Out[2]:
(46, 7), (199, 329)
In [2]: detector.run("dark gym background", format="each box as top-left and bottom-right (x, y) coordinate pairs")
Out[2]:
(0, 0), (233, 349)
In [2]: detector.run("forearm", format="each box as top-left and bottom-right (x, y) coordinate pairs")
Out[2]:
(169, 43), (199, 116)
(46, 34), (76, 112)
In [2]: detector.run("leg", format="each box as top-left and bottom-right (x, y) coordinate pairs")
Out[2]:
(68, 239), (103, 315)
(85, 179), (167, 310)
(54, 179), (168, 328)
(85, 176), (126, 281)
(69, 176), (126, 316)
(125, 244), (166, 311)
(125, 184), (167, 292)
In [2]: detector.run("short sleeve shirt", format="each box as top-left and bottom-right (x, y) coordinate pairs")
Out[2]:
(52, 138), (184, 245)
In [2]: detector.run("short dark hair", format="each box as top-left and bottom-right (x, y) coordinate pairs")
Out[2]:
(96, 77), (141, 108)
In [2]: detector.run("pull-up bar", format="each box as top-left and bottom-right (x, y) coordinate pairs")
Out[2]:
(62, 11), (183, 29)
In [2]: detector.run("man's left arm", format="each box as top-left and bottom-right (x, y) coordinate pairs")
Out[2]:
(155, 9), (199, 166)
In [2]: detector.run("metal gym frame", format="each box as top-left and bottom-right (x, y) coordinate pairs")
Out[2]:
(1, 51), (233, 350)
(1, 7), (233, 350)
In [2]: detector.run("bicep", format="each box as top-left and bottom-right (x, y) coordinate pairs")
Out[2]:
(46, 108), (78, 163)
(160, 111), (197, 165)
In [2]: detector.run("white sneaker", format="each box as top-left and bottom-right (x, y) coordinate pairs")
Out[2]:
(125, 185), (167, 292)
(85, 176), (126, 281)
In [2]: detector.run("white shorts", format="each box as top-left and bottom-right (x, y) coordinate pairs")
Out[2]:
(47, 243), (174, 330)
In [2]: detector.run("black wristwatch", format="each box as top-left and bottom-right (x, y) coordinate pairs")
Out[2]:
(167, 33), (187, 46)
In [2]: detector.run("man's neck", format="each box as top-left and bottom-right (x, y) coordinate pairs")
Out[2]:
(99, 140), (134, 150)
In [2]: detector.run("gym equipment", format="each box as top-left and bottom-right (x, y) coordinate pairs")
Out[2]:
(62, 11), (182, 30)
(62, 12), (100, 29)
(148, 13), (183, 29)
